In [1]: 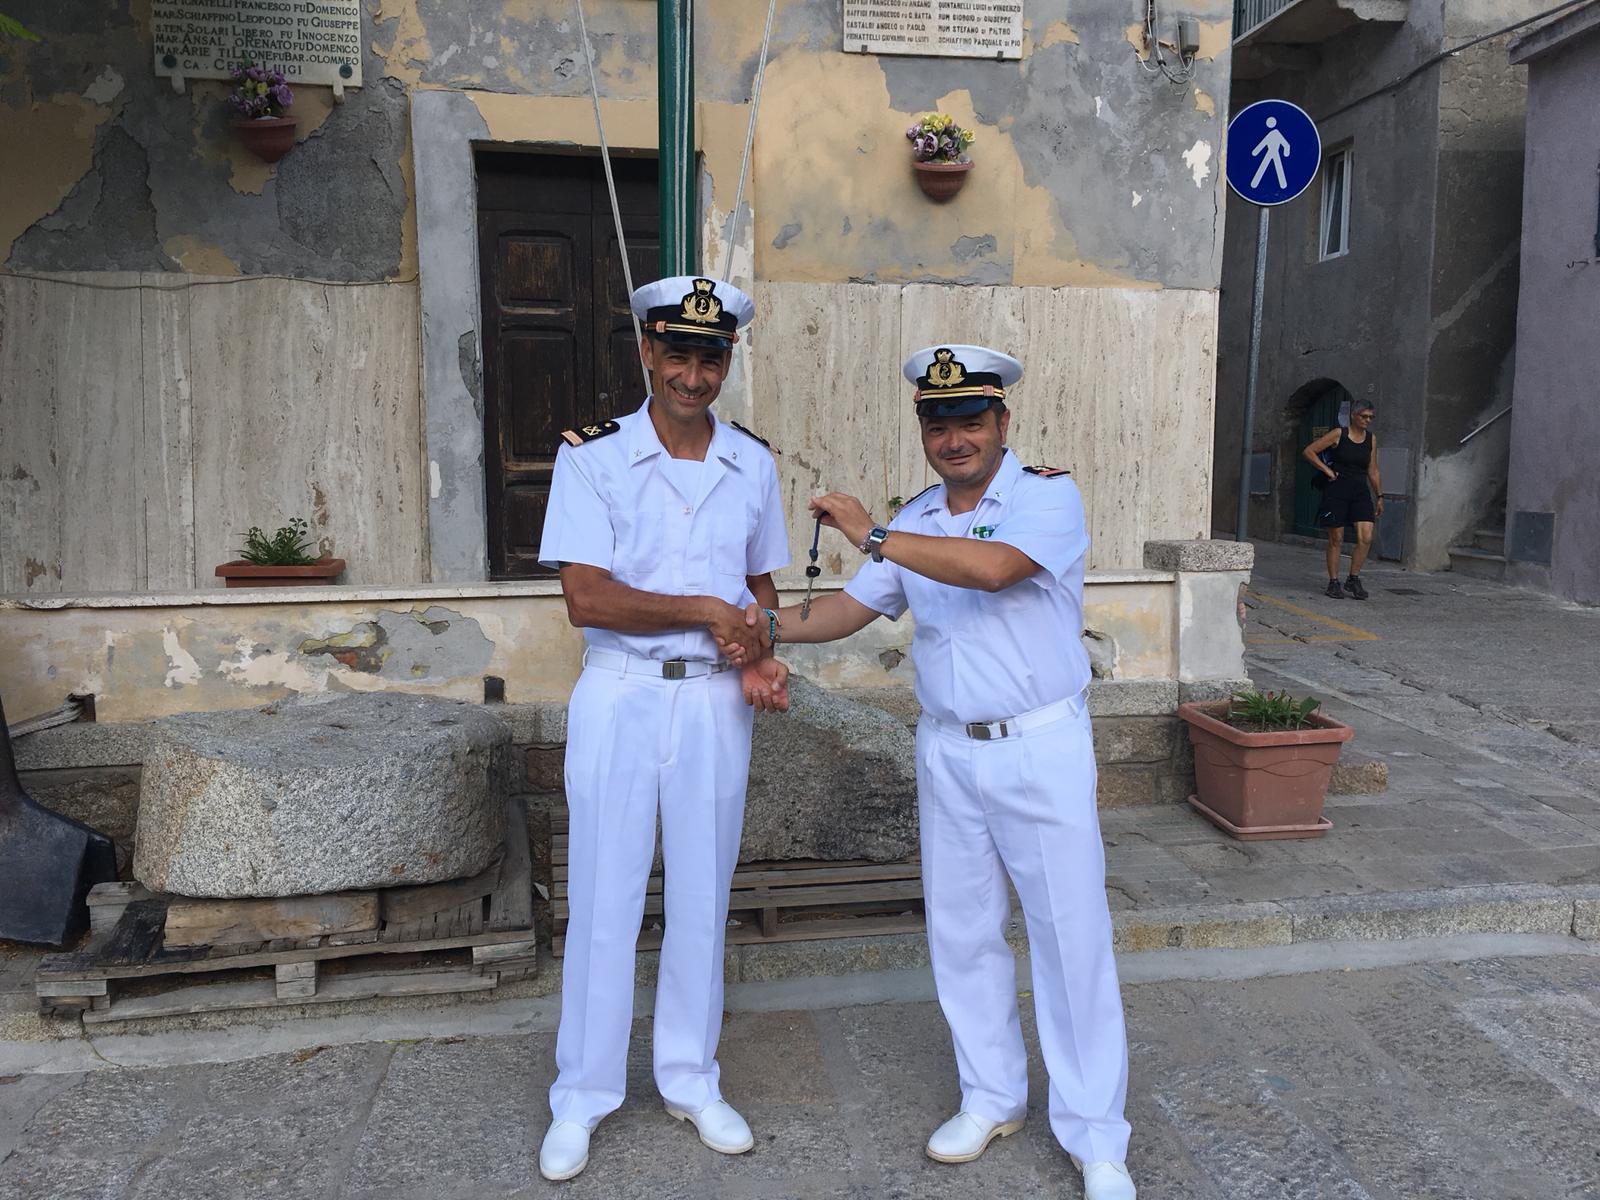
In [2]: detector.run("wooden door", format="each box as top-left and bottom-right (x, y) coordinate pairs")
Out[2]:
(477, 151), (659, 579)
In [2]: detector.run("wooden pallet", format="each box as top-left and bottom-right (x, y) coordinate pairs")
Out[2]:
(37, 798), (537, 1023)
(550, 812), (924, 956)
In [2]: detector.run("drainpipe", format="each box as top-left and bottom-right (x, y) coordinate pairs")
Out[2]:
(658, 0), (697, 275)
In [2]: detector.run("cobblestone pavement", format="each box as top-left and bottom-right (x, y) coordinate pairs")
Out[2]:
(2, 950), (1598, 1199)
(1096, 539), (1600, 928)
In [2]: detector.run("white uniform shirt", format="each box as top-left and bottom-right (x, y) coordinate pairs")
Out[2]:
(845, 450), (1092, 725)
(538, 398), (790, 663)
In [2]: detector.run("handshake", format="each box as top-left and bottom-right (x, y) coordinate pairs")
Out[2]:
(708, 601), (791, 715)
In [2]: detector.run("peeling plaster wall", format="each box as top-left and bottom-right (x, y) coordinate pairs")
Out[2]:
(1211, 0), (1541, 567)
(5, 0), (1233, 594)
(0, 574), (1179, 721)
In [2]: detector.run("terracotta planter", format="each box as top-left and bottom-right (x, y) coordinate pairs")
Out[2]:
(215, 556), (345, 588)
(912, 159), (973, 201)
(1177, 701), (1353, 840)
(232, 116), (298, 163)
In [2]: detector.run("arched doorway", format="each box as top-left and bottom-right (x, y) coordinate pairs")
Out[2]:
(1288, 380), (1354, 537)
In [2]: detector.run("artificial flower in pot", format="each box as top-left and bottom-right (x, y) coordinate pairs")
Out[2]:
(906, 112), (976, 200)
(228, 59), (296, 163)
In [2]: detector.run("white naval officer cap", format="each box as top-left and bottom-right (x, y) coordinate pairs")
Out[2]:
(630, 275), (755, 349)
(903, 344), (1023, 419)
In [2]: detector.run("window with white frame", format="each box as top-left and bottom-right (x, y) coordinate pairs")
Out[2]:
(1320, 147), (1352, 260)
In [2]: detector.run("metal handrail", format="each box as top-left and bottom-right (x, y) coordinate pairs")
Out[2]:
(1234, 0), (1298, 40)
(1459, 406), (1512, 445)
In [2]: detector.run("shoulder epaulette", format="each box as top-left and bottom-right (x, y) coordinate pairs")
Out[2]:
(729, 421), (778, 453)
(1023, 465), (1071, 478)
(560, 420), (621, 447)
(901, 483), (939, 507)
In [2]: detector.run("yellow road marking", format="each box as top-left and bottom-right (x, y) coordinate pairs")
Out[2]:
(1247, 590), (1381, 642)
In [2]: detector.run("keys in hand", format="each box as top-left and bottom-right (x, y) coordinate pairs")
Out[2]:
(801, 515), (823, 621)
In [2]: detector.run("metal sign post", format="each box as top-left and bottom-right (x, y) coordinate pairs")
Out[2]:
(1225, 99), (1322, 542)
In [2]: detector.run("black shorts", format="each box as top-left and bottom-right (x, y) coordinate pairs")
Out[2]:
(1318, 478), (1376, 528)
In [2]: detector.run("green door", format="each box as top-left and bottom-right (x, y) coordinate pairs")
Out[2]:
(1293, 386), (1350, 536)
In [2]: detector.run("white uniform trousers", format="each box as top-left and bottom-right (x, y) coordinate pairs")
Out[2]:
(549, 662), (753, 1128)
(917, 697), (1132, 1163)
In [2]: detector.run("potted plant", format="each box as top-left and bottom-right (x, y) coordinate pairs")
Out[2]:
(215, 518), (345, 587)
(1178, 689), (1353, 840)
(906, 112), (976, 201)
(228, 59), (296, 162)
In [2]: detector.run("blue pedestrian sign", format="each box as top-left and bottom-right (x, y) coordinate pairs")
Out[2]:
(1226, 99), (1321, 206)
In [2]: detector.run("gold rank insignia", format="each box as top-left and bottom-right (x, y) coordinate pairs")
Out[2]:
(680, 278), (723, 326)
(560, 420), (621, 447)
(927, 348), (966, 388)
(1023, 465), (1070, 477)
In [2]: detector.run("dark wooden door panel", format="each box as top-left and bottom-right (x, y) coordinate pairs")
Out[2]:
(502, 331), (580, 461)
(498, 234), (577, 310)
(478, 151), (661, 579)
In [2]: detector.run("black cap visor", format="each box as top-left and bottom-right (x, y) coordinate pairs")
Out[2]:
(648, 329), (735, 351)
(915, 394), (1003, 420)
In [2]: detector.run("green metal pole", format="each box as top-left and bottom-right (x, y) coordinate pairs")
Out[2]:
(658, 0), (697, 276)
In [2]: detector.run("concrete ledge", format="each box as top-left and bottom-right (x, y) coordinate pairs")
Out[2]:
(1087, 679), (1180, 717)
(1329, 751), (1389, 795)
(1144, 539), (1255, 572)
(1114, 902), (1293, 952)
(1282, 885), (1577, 943)
(1177, 678), (1252, 704)
(12, 721), (154, 770)
(1571, 887), (1600, 941)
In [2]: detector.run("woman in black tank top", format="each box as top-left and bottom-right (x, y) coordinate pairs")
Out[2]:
(1301, 403), (1384, 599)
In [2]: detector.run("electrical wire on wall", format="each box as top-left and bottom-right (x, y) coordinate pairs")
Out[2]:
(1137, 0), (1198, 87)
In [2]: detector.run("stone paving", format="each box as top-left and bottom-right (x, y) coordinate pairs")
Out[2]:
(1094, 540), (1600, 944)
(2, 950), (1599, 1199)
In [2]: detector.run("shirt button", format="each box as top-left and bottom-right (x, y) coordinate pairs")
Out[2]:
(683, 507), (692, 515)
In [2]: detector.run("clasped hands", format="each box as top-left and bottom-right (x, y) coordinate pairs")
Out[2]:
(712, 490), (878, 715)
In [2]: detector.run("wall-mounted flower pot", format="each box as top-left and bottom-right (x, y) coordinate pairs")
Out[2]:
(1177, 700), (1353, 840)
(912, 159), (973, 201)
(215, 557), (345, 588)
(232, 116), (298, 163)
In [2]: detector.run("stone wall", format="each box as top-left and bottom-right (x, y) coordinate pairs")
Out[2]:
(3, 0), (1234, 592)
(1504, 12), (1600, 605)
(1210, 0), (1544, 565)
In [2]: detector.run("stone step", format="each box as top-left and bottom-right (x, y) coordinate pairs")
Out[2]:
(1447, 545), (1507, 582)
(1472, 528), (1506, 555)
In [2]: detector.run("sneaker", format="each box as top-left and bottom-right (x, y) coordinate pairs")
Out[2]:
(1324, 579), (1343, 599)
(1344, 575), (1369, 600)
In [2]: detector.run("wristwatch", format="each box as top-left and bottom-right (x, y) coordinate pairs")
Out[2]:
(863, 526), (890, 563)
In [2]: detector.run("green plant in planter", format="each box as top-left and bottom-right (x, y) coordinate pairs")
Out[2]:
(1226, 689), (1321, 732)
(239, 518), (321, 566)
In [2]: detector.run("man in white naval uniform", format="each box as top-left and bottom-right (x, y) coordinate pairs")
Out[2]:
(740, 345), (1136, 1200)
(535, 276), (791, 1182)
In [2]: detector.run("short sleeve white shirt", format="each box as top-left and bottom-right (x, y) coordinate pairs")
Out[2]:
(538, 398), (789, 662)
(844, 450), (1091, 725)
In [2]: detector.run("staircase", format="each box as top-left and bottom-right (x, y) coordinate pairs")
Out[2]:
(1448, 525), (1507, 581)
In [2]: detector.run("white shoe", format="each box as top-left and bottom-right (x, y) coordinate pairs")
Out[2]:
(664, 1099), (755, 1154)
(1070, 1155), (1137, 1200)
(925, 1110), (1025, 1163)
(538, 1119), (590, 1181)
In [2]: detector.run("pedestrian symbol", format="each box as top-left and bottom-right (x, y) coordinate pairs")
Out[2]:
(1250, 117), (1291, 190)
(1226, 100), (1320, 206)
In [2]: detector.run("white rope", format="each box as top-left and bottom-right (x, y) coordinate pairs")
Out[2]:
(574, 0), (650, 391)
(722, 0), (777, 284)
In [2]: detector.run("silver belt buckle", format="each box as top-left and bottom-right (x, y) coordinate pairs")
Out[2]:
(966, 720), (1010, 740)
(661, 660), (688, 680)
